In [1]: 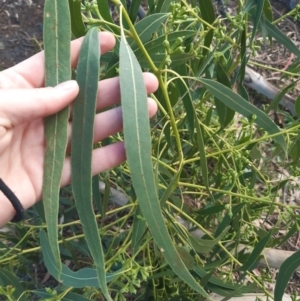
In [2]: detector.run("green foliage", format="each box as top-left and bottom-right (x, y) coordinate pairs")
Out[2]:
(275, 250), (300, 301)
(2, 0), (300, 300)
(71, 27), (111, 300)
(43, 0), (72, 278)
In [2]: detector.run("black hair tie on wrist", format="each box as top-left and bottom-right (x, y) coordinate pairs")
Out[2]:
(0, 178), (24, 222)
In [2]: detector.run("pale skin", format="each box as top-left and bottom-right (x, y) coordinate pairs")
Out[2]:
(0, 32), (158, 227)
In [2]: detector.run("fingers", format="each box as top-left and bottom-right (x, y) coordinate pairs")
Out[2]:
(62, 95), (158, 186)
(61, 142), (126, 187)
(0, 71), (158, 128)
(68, 32), (115, 69)
(1, 32), (115, 89)
(67, 72), (158, 119)
(0, 80), (79, 128)
(67, 97), (157, 151)
(96, 72), (159, 110)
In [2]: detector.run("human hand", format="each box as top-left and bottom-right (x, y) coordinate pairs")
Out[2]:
(0, 32), (158, 226)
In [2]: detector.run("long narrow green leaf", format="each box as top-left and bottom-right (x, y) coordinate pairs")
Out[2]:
(206, 283), (257, 297)
(263, 0), (273, 22)
(0, 269), (26, 301)
(34, 291), (92, 301)
(68, 0), (85, 38)
(274, 250), (300, 301)
(214, 203), (245, 237)
(265, 19), (300, 58)
(92, 175), (102, 213)
(194, 119), (215, 203)
(102, 13), (169, 71)
(159, 171), (182, 207)
(62, 292), (93, 301)
(176, 246), (194, 270)
(267, 80), (296, 115)
(135, 31), (196, 59)
(169, 65), (213, 200)
(132, 13), (168, 47)
(128, 0), (143, 22)
(96, 0), (113, 23)
(198, 0), (215, 59)
(119, 26), (209, 299)
(289, 133), (300, 162)
(101, 178), (110, 227)
(71, 27), (111, 300)
(140, 53), (194, 68)
(215, 62), (235, 129)
(190, 226), (230, 254)
(156, 0), (172, 13)
(174, 64), (194, 137)
(238, 230), (273, 272)
(194, 266), (249, 292)
(39, 229), (118, 288)
(132, 205), (147, 254)
(250, 0), (264, 44)
(43, 0), (71, 277)
(199, 79), (286, 151)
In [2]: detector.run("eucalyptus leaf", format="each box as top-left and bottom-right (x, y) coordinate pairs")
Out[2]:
(68, 0), (85, 38)
(214, 203), (245, 237)
(250, 0), (264, 44)
(132, 13), (168, 46)
(156, 0), (172, 13)
(199, 78), (286, 151)
(263, 0), (273, 22)
(274, 250), (300, 301)
(176, 247), (194, 270)
(215, 62), (235, 129)
(194, 266), (242, 291)
(194, 116), (214, 202)
(238, 230), (273, 272)
(32, 291), (92, 301)
(198, 0), (215, 58)
(102, 13), (169, 69)
(295, 95), (300, 117)
(128, 0), (143, 22)
(206, 282), (257, 298)
(174, 64), (195, 137)
(62, 292), (94, 301)
(71, 27), (111, 300)
(92, 175), (102, 213)
(119, 24), (209, 298)
(97, 0), (113, 23)
(132, 205), (147, 254)
(265, 19), (300, 58)
(289, 133), (300, 162)
(39, 229), (118, 288)
(190, 226), (230, 254)
(135, 30), (196, 59)
(43, 0), (71, 277)
(0, 269), (26, 301)
(140, 53), (194, 68)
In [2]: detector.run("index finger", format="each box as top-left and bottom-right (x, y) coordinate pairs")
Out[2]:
(1, 32), (115, 89)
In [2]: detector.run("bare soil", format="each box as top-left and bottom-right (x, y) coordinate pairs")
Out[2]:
(0, 0), (44, 70)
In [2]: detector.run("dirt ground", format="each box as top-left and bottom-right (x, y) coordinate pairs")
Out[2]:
(0, 0), (43, 70)
(0, 0), (300, 297)
(0, 0), (295, 71)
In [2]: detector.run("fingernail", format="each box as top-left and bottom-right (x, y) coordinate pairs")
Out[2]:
(55, 80), (78, 91)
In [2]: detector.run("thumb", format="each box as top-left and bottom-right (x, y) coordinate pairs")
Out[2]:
(0, 80), (79, 127)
